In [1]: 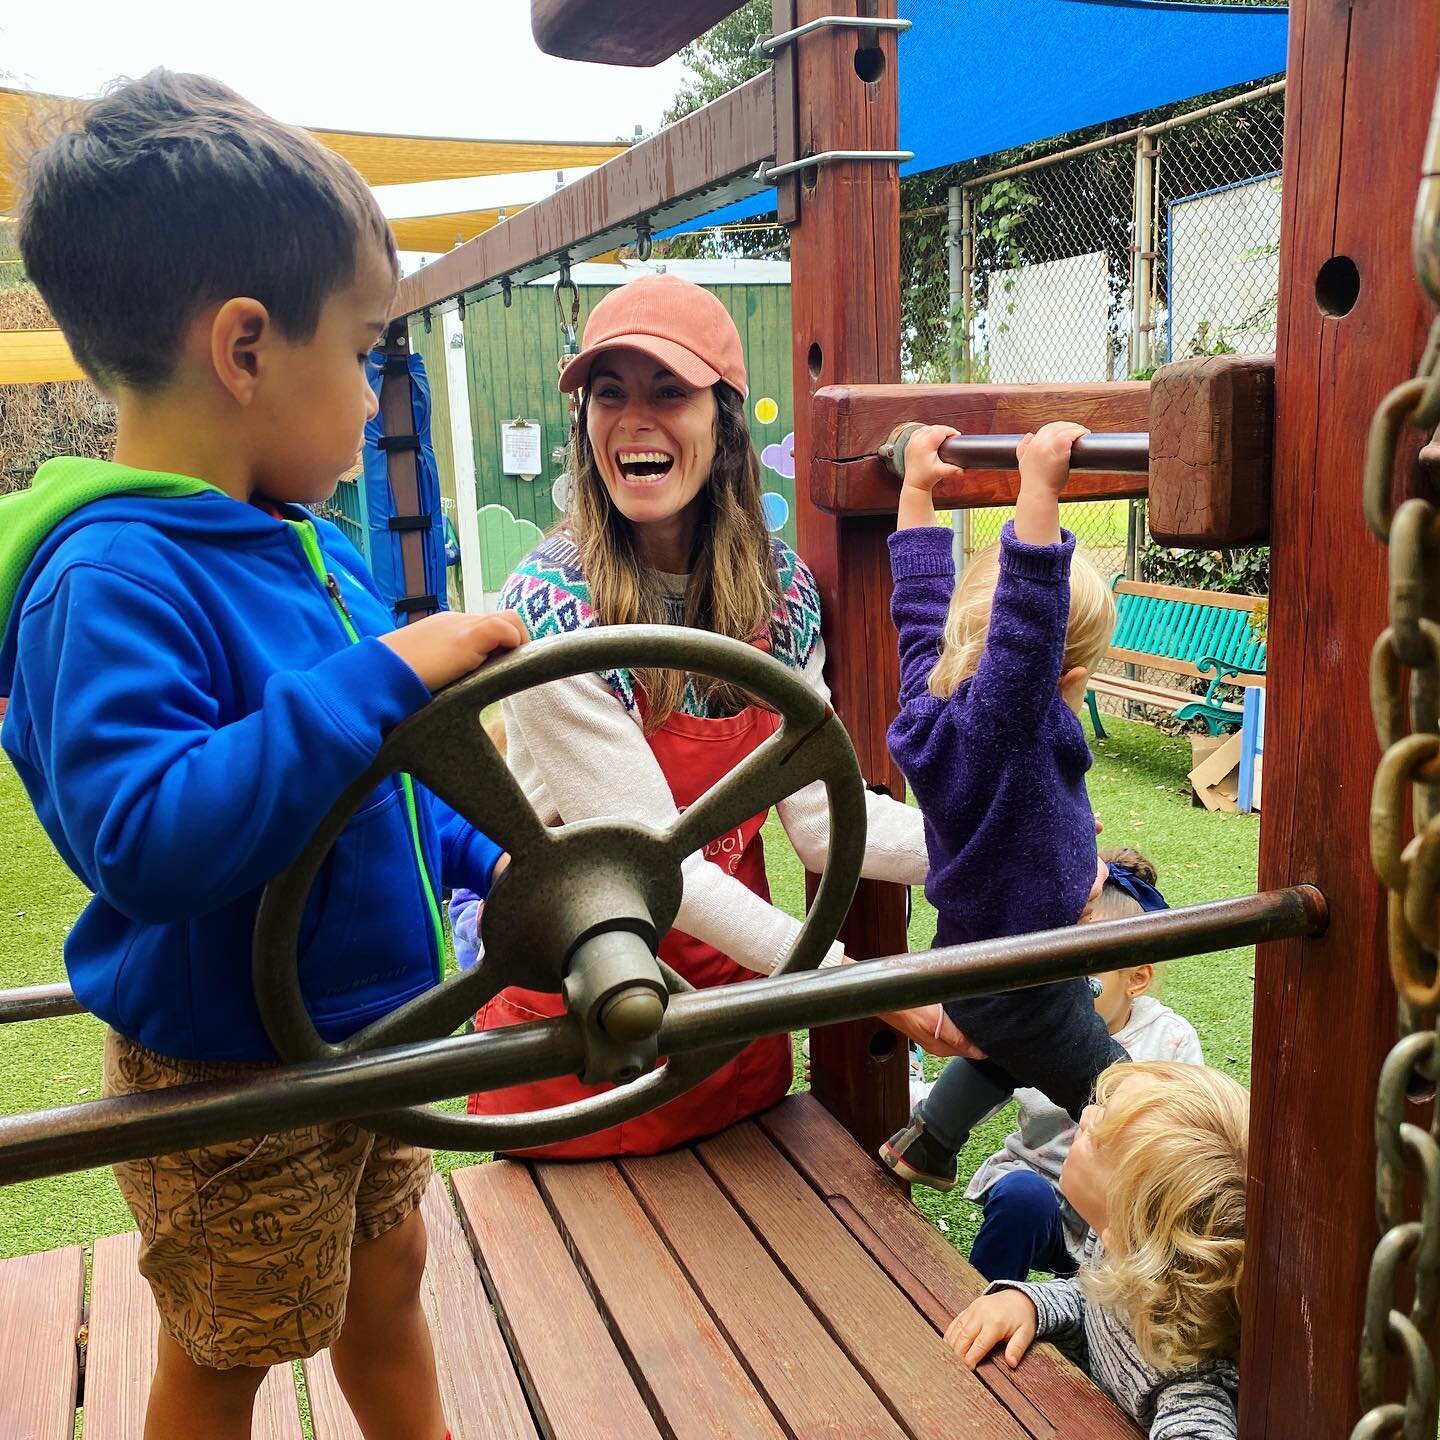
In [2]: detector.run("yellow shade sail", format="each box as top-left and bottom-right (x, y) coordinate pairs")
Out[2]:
(311, 127), (626, 189)
(1, 86), (627, 215)
(390, 206), (521, 254)
(0, 328), (85, 386)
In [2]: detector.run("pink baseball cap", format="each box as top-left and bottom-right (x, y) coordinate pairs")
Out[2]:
(558, 272), (748, 398)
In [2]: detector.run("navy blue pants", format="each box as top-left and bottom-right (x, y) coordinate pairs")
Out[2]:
(969, 1170), (1081, 1282)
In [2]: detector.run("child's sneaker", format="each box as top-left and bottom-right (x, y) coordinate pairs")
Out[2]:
(878, 1112), (958, 1191)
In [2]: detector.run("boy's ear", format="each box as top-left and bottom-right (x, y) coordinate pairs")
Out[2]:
(208, 297), (272, 405)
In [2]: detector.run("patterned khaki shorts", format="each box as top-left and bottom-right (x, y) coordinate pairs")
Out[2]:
(103, 1029), (432, 1369)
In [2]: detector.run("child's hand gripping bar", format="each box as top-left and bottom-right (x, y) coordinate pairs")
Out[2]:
(879, 422), (1151, 480)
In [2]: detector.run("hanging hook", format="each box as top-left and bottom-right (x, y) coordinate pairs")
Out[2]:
(501, 276), (513, 309)
(422, 308), (433, 334)
(636, 218), (653, 264)
(555, 256), (580, 357)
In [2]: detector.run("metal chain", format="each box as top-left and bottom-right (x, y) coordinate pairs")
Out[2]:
(1357, 72), (1440, 1440)
(555, 256), (580, 358)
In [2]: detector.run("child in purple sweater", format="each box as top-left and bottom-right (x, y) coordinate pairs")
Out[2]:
(879, 422), (1124, 1192)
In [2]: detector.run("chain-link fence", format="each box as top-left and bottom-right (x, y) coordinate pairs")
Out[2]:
(899, 82), (1282, 725)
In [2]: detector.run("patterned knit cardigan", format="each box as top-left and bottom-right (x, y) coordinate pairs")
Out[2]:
(499, 532), (825, 717)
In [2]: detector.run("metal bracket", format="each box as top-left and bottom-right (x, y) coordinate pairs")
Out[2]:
(878, 422), (924, 481)
(756, 149), (913, 185)
(752, 14), (910, 58)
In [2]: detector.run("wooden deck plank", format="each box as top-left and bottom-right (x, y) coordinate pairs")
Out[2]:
(619, 1147), (909, 1439)
(825, 1194), (1057, 1440)
(452, 1160), (660, 1440)
(88, 1231), (302, 1439)
(534, 1158), (789, 1440)
(697, 1119), (1030, 1440)
(305, 1175), (535, 1440)
(760, 1095), (1141, 1440)
(0, 1246), (84, 1440)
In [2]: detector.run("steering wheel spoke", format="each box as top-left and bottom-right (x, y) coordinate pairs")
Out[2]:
(662, 716), (849, 866)
(402, 727), (552, 860)
(344, 960), (508, 1053)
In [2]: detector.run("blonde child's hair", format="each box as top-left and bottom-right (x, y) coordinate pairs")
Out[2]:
(928, 543), (1116, 699)
(1082, 1060), (1248, 1370)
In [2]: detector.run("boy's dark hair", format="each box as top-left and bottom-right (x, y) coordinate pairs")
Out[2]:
(17, 70), (398, 390)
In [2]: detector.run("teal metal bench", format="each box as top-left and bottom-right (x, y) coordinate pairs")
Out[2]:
(1085, 578), (1267, 739)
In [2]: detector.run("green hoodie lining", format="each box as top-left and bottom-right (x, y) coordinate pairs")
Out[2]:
(0, 457), (221, 634)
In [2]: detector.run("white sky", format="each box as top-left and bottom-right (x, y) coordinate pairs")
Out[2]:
(0, 0), (688, 143)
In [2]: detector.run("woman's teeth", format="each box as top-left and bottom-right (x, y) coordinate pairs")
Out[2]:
(618, 451), (675, 480)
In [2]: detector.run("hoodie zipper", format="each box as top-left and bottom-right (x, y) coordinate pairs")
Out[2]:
(292, 519), (446, 978)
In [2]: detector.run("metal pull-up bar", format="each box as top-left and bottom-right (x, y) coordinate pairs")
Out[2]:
(0, 885), (1325, 1187)
(879, 424), (1152, 478)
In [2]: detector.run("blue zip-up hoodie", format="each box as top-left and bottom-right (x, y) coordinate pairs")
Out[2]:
(0, 458), (502, 1062)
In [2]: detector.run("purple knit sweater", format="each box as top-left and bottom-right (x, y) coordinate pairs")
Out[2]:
(886, 522), (1099, 951)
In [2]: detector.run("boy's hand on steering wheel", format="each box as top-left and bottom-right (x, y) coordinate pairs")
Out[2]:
(381, 609), (527, 692)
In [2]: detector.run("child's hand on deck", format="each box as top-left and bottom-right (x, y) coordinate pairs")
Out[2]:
(381, 609), (527, 692)
(945, 1291), (1038, 1370)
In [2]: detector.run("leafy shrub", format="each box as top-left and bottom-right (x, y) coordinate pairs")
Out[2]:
(1140, 542), (1269, 596)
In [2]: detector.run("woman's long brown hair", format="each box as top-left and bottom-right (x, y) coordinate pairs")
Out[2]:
(565, 381), (780, 731)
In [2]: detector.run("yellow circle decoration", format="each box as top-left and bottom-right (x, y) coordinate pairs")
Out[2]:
(754, 397), (779, 425)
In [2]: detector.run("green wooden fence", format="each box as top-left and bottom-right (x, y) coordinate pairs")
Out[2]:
(411, 262), (796, 605)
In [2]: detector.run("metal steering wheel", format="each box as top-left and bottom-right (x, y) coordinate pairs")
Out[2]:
(252, 626), (867, 1150)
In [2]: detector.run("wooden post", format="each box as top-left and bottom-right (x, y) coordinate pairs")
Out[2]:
(1244, 2), (1439, 1432)
(787, 0), (909, 1151)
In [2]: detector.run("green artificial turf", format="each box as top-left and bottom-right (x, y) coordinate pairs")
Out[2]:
(1, 713), (1257, 1269)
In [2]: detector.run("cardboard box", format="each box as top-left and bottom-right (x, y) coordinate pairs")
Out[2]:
(1188, 731), (1243, 813)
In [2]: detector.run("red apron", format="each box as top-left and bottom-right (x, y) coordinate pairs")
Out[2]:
(468, 697), (792, 1158)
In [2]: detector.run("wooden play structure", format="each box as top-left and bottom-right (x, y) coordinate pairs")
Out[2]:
(1, 2), (1438, 1437)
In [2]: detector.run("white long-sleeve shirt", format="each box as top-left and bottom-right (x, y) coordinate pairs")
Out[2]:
(498, 533), (928, 976)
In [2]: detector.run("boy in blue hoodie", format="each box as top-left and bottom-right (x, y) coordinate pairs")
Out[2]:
(0, 71), (522, 1440)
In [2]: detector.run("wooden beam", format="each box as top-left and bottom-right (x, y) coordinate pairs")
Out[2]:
(808, 382), (1153, 514)
(1243, 1), (1439, 1433)
(531, 0), (751, 67)
(392, 73), (775, 319)
(789, 0), (909, 1153)
(811, 382), (1153, 461)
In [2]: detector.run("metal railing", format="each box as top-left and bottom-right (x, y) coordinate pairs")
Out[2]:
(0, 885), (1325, 1186)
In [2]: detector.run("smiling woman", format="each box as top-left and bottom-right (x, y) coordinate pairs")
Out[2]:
(448, 273), (969, 1160)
